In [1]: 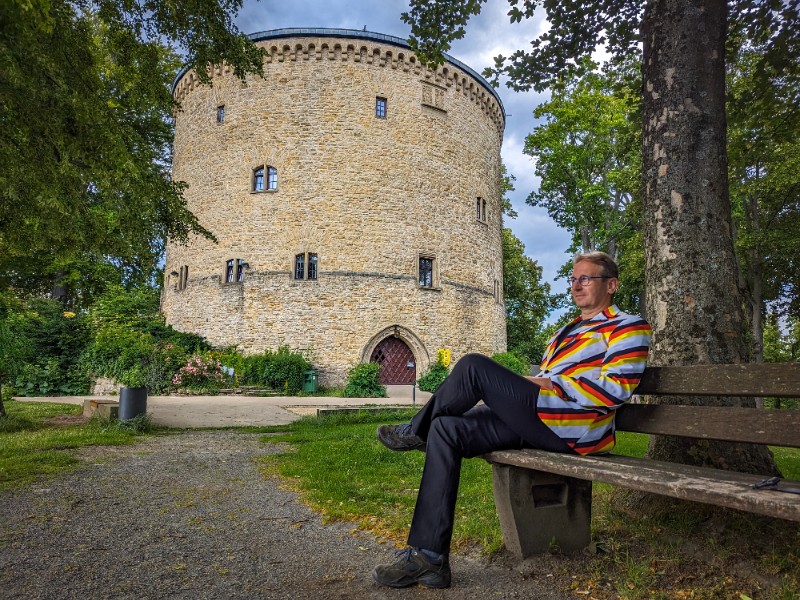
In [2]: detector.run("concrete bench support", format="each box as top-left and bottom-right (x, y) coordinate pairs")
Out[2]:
(491, 464), (592, 558)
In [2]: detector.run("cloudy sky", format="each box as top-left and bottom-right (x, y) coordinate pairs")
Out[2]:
(232, 0), (573, 297)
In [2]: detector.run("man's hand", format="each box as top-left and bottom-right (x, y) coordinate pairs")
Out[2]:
(526, 376), (553, 391)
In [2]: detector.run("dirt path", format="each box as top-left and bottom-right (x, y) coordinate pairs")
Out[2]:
(1, 431), (573, 599)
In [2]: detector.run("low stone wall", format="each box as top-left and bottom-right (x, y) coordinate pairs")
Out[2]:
(89, 377), (120, 396)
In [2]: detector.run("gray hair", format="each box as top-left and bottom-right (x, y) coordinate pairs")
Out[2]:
(573, 251), (619, 279)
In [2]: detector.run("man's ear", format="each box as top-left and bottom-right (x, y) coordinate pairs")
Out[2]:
(608, 278), (619, 295)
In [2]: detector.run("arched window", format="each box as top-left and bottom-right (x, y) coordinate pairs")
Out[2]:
(253, 167), (264, 192)
(267, 166), (278, 190)
(252, 165), (278, 191)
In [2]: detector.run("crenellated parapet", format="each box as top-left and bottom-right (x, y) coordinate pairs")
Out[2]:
(172, 28), (505, 133)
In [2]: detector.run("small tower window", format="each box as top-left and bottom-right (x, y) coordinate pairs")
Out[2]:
(294, 253), (318, 281)
(308, 253), (318, 280)
(178, 265), (189, 290)
(216, 105), (225, 123)
(476, 197), (487, 223)
(376, 97), (387, 118)
(225, 258), (247, 284)
(253, 167), (264, 192)
(253, 165), (278, 192)
(419, 256), (435, 288)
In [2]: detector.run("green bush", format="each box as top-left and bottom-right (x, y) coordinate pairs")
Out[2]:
(264, 346), (311, 394)
(240, 353), (272, 386)
(15, 358), (90, 396)
(1, 384), (15, 403)
(491, 352), (530, 376)
(344, 362), (387, 398)
(236, 346), (310, 394)
(79, 286), (210, 393)
(417, 363), (449, 392)
(7, 300), (91, 396)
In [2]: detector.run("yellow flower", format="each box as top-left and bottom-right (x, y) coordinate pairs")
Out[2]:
(63, 311), (76, 318)
(437, 348), (451, 368)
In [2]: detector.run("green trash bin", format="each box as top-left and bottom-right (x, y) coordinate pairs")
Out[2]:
(303, 370), (318, 393)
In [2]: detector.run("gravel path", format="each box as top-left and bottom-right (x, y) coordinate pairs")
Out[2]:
(1, 431), (572, 599)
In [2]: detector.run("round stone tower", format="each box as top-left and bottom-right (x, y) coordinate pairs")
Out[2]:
(163, 28), (506, 386)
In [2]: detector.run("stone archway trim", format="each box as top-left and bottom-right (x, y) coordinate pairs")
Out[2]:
(361, 325), (431, 375)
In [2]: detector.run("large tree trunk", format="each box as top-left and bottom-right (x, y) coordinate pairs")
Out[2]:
(640, 0), (778, 475)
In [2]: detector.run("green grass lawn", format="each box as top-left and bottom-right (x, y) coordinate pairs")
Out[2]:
(0, 400), (157, 489)
(3, 402), (798, 598)
(257, 409), (800, 599)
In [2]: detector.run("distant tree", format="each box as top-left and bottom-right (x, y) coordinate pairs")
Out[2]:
(402, 0), (798, 475)
(502, 228), (552, 364)
(762, 316), (799, 365)
(523, 58), (645, 315)
(0, 0), (265, 307)
(525, 59), (640, 259)
(499, 164), (552, 363)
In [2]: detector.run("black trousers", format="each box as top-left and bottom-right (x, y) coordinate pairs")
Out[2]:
(406, 353), (575, 554)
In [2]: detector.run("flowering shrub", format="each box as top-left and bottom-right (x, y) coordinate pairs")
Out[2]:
(437, 348), (451, 368)
(172, 355), (226, 391)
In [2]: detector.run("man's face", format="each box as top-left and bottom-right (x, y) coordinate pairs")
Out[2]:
(570, 260), (618, 317)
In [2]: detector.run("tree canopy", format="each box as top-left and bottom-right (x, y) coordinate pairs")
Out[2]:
(0, 0), (265, 306)
(403, 1), (798, 93)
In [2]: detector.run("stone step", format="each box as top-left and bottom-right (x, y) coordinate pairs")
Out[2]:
(83, 398), (119, 420)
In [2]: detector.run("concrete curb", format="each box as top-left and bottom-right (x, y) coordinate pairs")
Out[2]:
(14, 385), (432, 428)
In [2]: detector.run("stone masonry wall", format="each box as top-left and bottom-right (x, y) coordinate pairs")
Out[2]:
(162, 31), (507, 386)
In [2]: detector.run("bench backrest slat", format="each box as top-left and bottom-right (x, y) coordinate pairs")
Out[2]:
(616, 404), (800, 448)
(636, 363), (800, 397)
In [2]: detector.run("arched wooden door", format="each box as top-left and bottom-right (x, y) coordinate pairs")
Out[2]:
(370, 337), (416, 384)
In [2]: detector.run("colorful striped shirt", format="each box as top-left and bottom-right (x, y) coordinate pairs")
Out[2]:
(535, 305), (652, 455)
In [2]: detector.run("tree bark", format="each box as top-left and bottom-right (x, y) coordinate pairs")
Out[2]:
(640, 0), (778, 475)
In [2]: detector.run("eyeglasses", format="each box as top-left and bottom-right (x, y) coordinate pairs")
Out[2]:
(568, 275), (611, 287)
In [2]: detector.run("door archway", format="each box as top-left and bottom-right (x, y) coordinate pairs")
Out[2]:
(370, 337), (416, 384)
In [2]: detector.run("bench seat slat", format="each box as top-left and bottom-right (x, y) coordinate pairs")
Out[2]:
(483, 449), (800, 522)
(615, 404), (800, 447)
(636, 364), (800, 397)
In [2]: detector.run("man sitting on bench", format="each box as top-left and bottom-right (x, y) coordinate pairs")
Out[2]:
(372, 251), (652, 589)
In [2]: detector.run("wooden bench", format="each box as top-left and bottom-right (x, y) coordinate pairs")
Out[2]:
(483, 363), (800, 559)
